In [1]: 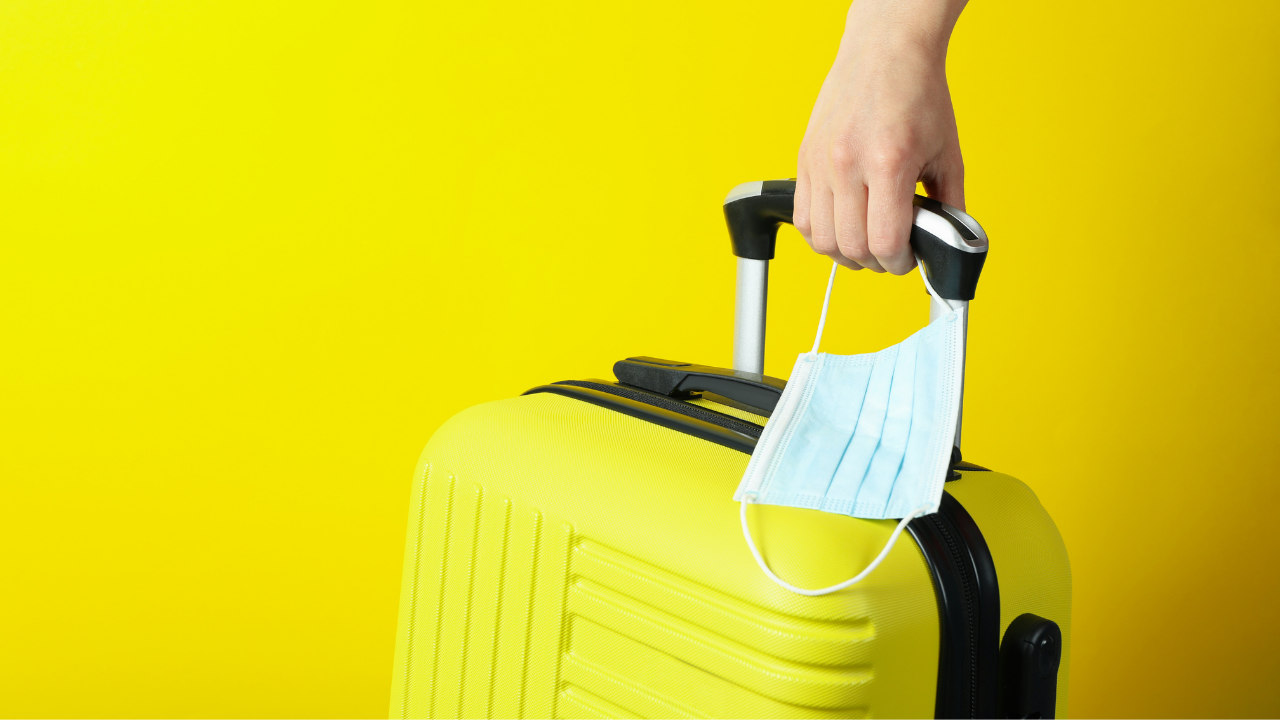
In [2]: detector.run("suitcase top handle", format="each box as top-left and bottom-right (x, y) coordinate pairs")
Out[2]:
(722, 179), (988, 302)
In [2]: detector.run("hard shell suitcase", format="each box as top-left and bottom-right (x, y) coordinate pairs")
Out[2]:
(390, 181), (1072, 719)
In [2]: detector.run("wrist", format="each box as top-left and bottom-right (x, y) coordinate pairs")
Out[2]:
(843, 0), (965, 65)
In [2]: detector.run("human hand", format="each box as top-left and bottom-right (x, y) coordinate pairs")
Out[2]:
(795, 0), (968, 274)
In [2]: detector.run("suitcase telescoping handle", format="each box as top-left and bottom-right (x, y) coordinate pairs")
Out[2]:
(723, 179), (988, 447)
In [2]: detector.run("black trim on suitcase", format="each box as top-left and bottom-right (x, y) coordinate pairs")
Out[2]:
(909, 494), (1002, 719)
(523, 381), (761, 454)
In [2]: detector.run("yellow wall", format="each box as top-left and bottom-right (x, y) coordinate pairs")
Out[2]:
(1, 0), (1276, 717)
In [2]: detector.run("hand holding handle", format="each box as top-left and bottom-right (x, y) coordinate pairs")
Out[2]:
(723, 179), (988, 450)
(722, 179), (987, 300)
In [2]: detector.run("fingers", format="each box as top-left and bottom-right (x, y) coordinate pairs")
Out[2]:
(793, 168), (812, 243)
(807, 180), (838, 261)
(801, 145), (938, 274)
(810, 183), (865, 271)
(866, 168), (918, 275)
(799, 150), (870, 271)
(832, 168), (883, 272)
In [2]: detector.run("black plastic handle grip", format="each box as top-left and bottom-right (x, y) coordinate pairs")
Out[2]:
(723, 179), (988, 301)
(613, 356), (785, 413)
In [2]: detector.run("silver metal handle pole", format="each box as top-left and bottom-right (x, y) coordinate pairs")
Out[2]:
(930, 295), (968, 449)
(733, 257), (769, 374)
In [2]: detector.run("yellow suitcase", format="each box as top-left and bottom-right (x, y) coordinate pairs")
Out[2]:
(391, 181), (1071, 719)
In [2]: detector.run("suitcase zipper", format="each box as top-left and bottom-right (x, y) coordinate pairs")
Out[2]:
(928, 512), (980, 718)
(908, 493), (1001, 718)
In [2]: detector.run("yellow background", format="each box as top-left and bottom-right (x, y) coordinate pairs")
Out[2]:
(1, 0), (1277, 717)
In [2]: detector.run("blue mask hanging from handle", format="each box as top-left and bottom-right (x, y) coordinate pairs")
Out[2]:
(721, 181), (988, 596)
(733, 262), (964, 595)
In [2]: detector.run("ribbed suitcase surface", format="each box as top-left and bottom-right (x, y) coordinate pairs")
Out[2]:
(391, 392), (950, 719)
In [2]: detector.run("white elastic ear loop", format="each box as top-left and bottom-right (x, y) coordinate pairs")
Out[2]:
(917, 254), (962, 315)
(740, 494), (931, 597)
(809, 262), (840, 355)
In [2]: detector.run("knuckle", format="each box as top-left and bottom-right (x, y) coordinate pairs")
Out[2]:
(802, 143), (827, 171)
(793, 211), (812, 236)
(867, 233), (906, 256)
(838, 241), (873, 266)
(829, 140), (858, 170)
(867, 143), (911, 176)
(810, 230), (837, 254)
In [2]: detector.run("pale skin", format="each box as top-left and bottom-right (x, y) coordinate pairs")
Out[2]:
(795, 0), (969, 274)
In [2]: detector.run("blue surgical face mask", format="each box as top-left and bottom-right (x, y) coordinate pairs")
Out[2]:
(733, 261), (966, 596)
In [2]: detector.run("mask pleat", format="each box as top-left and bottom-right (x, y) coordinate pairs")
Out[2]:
(766, 355), (874, 509)
(889, 318), (951, 518)
(860, 334), (920, 518)
(823, 344), (898, 514)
